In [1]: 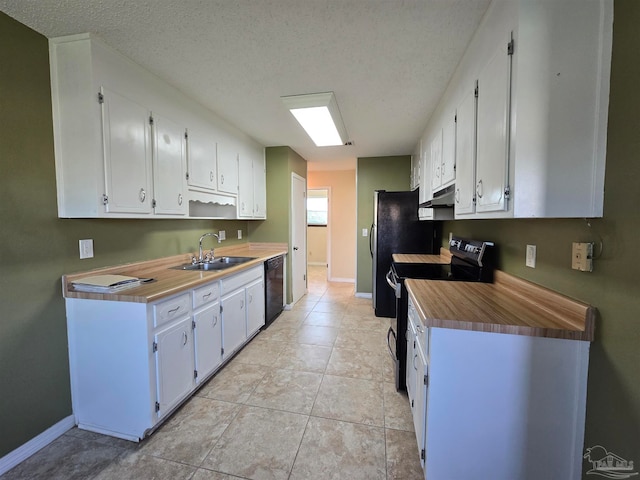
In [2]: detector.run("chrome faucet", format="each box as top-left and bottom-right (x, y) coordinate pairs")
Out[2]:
(198, 232), (221, 262)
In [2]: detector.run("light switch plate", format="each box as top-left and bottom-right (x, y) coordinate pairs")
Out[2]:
(362, 228), (368, 237)
(79, 239), (94, 259)
(238, 230), (242, 239)
(526, 245), (536, 268)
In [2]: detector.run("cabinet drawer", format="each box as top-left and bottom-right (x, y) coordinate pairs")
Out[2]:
(193, 281), (220, 309)
(220, 265), (263, 295)
(154, 293), (191, 328)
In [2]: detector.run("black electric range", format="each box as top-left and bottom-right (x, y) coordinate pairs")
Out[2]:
(387, 237), (494, 391)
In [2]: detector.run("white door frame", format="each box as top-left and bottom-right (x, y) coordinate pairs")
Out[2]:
(291, 173), (307, 305)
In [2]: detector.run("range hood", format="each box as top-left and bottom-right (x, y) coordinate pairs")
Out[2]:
(420, 184), (455, 208)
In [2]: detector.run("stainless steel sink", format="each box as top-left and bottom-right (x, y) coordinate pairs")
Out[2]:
(171, 256), (257, 271)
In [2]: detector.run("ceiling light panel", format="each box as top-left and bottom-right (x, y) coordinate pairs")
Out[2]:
(282, 92), (348, 147)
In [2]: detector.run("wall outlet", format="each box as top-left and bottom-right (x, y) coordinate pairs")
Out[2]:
(237, 229), (242, 239)
(572, 242), (593, 272)
(219, 230), (226, 241)
(526, 244), (536, 268)
(362, 228), (368, 237)
(79, 239), (94, 259)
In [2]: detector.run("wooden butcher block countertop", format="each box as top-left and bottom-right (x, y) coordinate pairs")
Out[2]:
(406, 270), (595, 342)
(392, 247), (452, 264)
(62, 243), (287, 304)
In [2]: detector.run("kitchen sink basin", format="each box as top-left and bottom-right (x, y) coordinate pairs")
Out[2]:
(171, 256), (257, 271)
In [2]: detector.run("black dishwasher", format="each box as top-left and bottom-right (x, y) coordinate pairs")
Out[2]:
(263, 255), (284, 328)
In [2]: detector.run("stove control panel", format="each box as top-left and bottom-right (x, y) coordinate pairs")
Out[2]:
(450, 237), (494, 267)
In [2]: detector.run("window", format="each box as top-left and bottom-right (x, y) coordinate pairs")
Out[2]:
(307, 189), (328, 226)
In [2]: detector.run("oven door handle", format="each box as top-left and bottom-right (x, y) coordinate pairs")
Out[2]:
(387, 327), (397, 361)
(385, 269), (400, 298)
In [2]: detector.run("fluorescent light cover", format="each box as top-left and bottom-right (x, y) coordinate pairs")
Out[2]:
(282, 92), (348, 147)
(290, 106), (342, 146)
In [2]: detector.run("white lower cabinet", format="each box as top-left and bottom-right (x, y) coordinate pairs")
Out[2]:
(193, 299), (222, 384)
(154, 316), (195, 417)
(406, 299), (428, 470)
(220, 265), (264, 360)
(65, 264), (265, 441)
(221, 288), (247, 360)
(246, 278), (265, 337)
(406, 298), (591, 480)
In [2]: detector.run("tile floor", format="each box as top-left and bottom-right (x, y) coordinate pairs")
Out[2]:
(1, 266), (423, 480)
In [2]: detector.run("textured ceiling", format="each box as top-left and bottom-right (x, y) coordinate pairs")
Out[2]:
(0, 0), (490, 170)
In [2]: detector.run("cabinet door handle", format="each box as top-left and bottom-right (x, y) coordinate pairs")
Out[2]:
(249, 293), (253, 303)
(213, 315), (218, 327)
(139, 188), (146, 203)
(240, 299), (244, 309)
(413, 354), (418, 371)
(220, 174), (224, 185)
(455, 188), (460, 203)
(476, 179), (483, 198)
(182, 331), (188, 346)
(210, 171), (214, 182)
(178, 193), (183, 206)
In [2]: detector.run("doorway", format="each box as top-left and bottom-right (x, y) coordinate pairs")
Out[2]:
(307, 188), (330, 280)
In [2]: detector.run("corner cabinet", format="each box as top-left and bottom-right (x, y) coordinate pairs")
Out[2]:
(50, 34), (262, 219)
(238, 148), (267, 219)
(65, 265), (264, 441)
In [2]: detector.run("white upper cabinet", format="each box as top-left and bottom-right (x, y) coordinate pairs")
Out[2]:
(238, 152), (254, 217)
(238, 147), (267, 219)
(152, 113), (187, 216)
(49, 34), (263, 219)
(186, 126), (217, 192)
(431, 115), (456, 194)
(475, 34), (512, 214)
(454, 87), (477, 216)
(252, 150), (267, 219)
(410, 153), (421, 191)
(101, 88), (153, 215)
(429, 130), (443, 193)
(418, 137), (433, 220)
(414, 0), (612, 219)
(216, 143), (239, 196)
(441, 114), (456, 188)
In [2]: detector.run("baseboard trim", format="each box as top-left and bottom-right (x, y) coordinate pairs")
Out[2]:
(329, 277), (355, 283)
(0, 415), (75, 476)
(355, 292), (373, 299)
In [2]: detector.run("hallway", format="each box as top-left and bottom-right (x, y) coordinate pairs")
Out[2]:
(1, 265), (422, 480)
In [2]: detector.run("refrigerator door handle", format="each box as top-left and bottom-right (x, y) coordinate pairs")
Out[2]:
(369, 223), (374, 257)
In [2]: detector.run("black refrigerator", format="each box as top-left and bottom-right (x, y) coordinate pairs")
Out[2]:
(370, 190), (440, 318)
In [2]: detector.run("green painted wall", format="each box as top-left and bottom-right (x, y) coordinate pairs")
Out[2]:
(443, 1), (640, 473)
(0, 12), (249, 458)
(355, 156), (411, 294)
(248, 146), (307, 303)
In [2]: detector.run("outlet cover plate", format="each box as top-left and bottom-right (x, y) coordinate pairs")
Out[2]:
(79, 239), (94, 259)
(526, 245), (536, 268)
